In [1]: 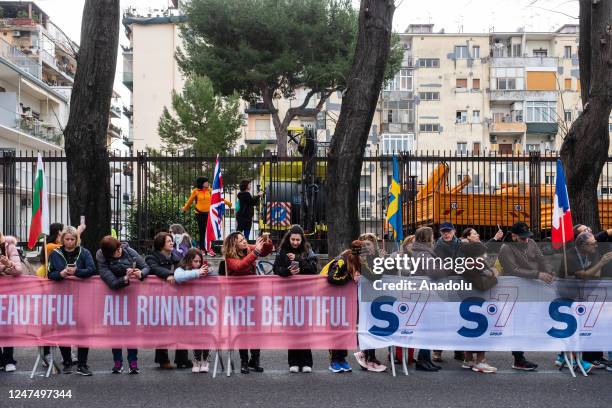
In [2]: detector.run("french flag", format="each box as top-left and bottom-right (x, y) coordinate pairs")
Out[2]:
(551, 159), (574, 249)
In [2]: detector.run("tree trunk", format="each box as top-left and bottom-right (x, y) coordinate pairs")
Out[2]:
(63, 0), (119, 251)
(326, 0), (395, 257)
(560, 0), (612, 230)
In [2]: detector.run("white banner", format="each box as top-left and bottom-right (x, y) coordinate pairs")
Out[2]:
(358, 276), (612, 351)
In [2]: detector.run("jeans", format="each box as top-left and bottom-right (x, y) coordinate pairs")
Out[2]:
(241, 229), (251, 240)
(330, 349), (348, 362)
(60, 347), (88, 366)
(193, 350), (210, 361)
(239, 349), (260, 363)
(195, 212), (209, 249)
(288, 349), (313, 368)
(112, 348), (138, 363)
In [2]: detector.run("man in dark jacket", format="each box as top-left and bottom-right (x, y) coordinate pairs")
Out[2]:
(498, 221), (553, 371)
(432, 222), (463, 362)
(145, 232), (191, 369)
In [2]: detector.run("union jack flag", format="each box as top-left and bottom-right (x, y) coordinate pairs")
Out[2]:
(205, 155), (225, 256)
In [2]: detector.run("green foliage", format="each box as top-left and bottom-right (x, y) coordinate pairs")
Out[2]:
(157, 75), (243, 155)
(178, 0), (358, 100)
(127, 190), (197, 243)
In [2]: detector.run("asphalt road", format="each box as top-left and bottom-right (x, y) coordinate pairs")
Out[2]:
(1, 348), (611, 408)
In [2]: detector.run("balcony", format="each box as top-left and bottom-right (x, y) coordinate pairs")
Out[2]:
(122, 135), (133, 147)
(110, 105), (122, 119)
(489, 89), (525, 102)
(0, 18), (38, 28)
(108, 123), (122, 139)
(244, 130), (276, 144)
(381, 123), (415, 133)
(0, 38), (40, 79)
(489, 121), (526, 135)
(244, 102), (271, 114)
(526, 122), (558, 135)
(16, 117), (63, 146)
(490, 56), (558, 68)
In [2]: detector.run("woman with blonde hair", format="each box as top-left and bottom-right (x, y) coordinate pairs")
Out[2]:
(223, 231), (273, 373)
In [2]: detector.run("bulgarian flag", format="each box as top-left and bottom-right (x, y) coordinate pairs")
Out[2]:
(27, 153), (49, 249)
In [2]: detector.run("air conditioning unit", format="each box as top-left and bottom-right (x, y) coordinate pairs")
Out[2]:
(12, 31), (21, 37)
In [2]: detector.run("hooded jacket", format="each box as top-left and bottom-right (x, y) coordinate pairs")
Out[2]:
(145, 250), (183, 280)
(96, 243), (150, 289)
(0, 236), (23, 276)
(236, 191), (260, 230)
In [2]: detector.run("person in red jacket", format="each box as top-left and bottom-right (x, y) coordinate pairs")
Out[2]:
(222, 231), (273, 373)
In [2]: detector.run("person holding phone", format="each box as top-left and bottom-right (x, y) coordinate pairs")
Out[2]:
(0, 231), (23, 373)
(96, 236), (149, 374)
(273, 225), (318, 373)
(47, 226), (96, 376)
(145, 232), (192, 369)
(222, 231), (273, 373)
(174, 248), (211, 373)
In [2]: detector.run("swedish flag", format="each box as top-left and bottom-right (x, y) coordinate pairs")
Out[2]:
(385, 155), (403, 241)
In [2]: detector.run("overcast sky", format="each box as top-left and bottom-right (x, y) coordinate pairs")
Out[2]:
(30, 0), (579, 133)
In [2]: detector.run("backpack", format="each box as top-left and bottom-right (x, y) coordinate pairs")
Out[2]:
(319, 257), (343, 276)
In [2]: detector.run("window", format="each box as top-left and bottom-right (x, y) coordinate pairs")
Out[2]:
(419, 91), (440, 101)
(472, 110), (481, 124)
(360, 206), (373, 220)
(564, 46), (572, 58)
(525, 101), (557, 123)
(381, 134), (414, 154)
(455, 45), (468, 59)
(527, 144), (540, 152)
(564, 78), (572, 90)
(512, 44), (522, 57)
(418, 58), (440, 68)
(385, 68), (413, 91)
(472, 78), (480, 90)
(456, 142), (468, 154)
(545, 172), (555, 184)
(533, 48), (548, 57)
(497, 78), (517, 90)
(419, 123), (440, 132)
(564, 110), (572, 122)
(360, 175), (371, 189)
(472, 46), (480, 58)
(456, 78), (467, 88)
(456, 111), (468, 124)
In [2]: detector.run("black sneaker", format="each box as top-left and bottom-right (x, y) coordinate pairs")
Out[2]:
(76, 366), (93, 376)
(512, 359), (538, 371)
(128, 361), (140, 374)
(112, 360), (123, 374)
(62, 363), (73, 374)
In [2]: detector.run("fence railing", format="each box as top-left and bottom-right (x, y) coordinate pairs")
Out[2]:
(3, 150), (612, 253)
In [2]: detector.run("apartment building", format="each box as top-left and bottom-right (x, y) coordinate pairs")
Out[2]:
(391, 23), (585, 155)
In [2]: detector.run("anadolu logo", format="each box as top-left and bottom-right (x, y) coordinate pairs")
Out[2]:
(368, 292), (430, 337)
(457, 287), (518, 338)
(547, 288), (606, 339)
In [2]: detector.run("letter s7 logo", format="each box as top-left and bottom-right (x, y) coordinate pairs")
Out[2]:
(457, 286), (518, 338)
(547, 288), (606, 338)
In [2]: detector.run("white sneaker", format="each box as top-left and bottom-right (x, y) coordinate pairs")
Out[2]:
(4, 363), (16, 372)
(353, 352), (368, 370)
(461, 360), (474, 369)
(200, 361), (209, 373)
(472, 361), (497, 373)
(365, 360), (387, 373)
(192, 360), (201, 373)
(289, 366), (299, 373)
(42, 354), (52, 368)
(302, 366), (312, 373)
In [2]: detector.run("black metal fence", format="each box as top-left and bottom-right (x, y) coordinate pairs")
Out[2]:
(3, 150), (612, 252)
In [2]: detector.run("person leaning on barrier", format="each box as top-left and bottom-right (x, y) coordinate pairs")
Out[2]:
(145, 232), (192, 370)
(96, 236), (150, 374)
(560, 231), (612, 279)
(353, 233), (388, 373)
(410, 226), (446, 372)
(47, 226), (96, 376)
(273, 225), (318, 374)
(0, 231), (24, 373)
(223, 231), (273, 374)
(388, 235), (415, 276)
(498, 221), (553, 372)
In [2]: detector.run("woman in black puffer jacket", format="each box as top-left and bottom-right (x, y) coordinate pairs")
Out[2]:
(273, 225), (318, 373)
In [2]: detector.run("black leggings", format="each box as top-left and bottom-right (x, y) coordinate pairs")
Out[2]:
(195, 212), (209, 250)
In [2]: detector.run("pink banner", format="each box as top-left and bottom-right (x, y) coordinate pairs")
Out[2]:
(0, 275), (357, 349)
